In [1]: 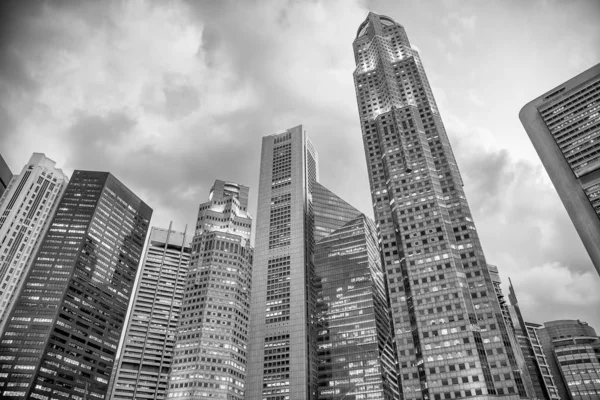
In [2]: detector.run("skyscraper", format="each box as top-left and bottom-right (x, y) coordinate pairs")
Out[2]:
(352, 12), (530, 399)
(520, 63), (600, 276)
(0, 170), (151, 399)
(166, 180), (253, 400)
(247, 125), (400, 400)
(315, 214), (401, 400)
(0, 154), (12, 198)
(0, 153), (68, 334)
(246, 126), (319, 400)
(110, 224), (192, 400)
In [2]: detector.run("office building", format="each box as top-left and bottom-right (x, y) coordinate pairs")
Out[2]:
(110, 225), (192, 400)
(352, 12), (530, 399)
(166, 180), (253, 400)
(0, 153), (68, 334)
(315, 214), (400, 399)
(0, 154), (12, 197)
(246, 126), (319, 400)
(520, 63), (600, 276)
(508, 281), (561, 400)
(0, 170), (151, 399)
(535, 320), (600, 400)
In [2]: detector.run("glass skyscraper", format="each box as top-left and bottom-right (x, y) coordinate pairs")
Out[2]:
(0, 170), (151, 400)
(352, 12), (530, 399)
(166, 180), (253, 400)
(110, 224), (192, 400)
(0, 153), (68, 335)
(315, 214), (400, 400)
(520, 63), (600, 276)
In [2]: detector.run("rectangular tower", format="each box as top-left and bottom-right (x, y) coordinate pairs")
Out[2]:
(110, 224), (191, 400)
(352, 12), (530, 399)
(0, 170), (151, 399)
(247, 126), (319, 400)
(519, 63), (600, 276)
(0, 153), (68, 334)
(166, 180), (253, 400)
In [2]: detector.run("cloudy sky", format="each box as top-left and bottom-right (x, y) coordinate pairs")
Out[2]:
(1, 0), (599, 329)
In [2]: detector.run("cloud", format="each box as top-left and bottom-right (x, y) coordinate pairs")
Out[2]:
(1, 0), (599, 332)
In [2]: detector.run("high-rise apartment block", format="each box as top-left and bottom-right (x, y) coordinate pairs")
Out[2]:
(247, 125), (400, 400)
(352, 12), (530, 399)
(166, 180), (253, 400)
(0, 170), (151, 399)
(520, 63), (600, 276)
(0, 154), (12, 197)
(315, 213), (401, 399)
(111, 225), (192, 400)
(0, 153), (68, 334)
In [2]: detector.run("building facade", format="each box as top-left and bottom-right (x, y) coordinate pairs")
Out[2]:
(0, 154), (12, 198)
(536, 320), (600, 400)
(166, 180), (253, 400)
(352, 12), (530, 399)
(0, 170), (151, 400)
(520, 63), (600, 276)
(315, 214), (400, 400)
(110, 224), (192, 400)
(246, 126), (319, 400)
(0, 153), (68, 334)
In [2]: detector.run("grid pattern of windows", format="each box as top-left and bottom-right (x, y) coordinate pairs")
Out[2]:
(166, 181), (252, 400)
(584, 182), (600, 218)
(265, 256), (290, 324)
(0, 154), (68, 334)
(247, 127), (319, 400)
(268, 194), (291, 249)
(352, 12), (530, 400)
(539, 77), (600, 178)
(110, 227), (191, 400)
(262, 334), (291, 400)
(272, 144), (292, 189)
(0, 171), (151, 400)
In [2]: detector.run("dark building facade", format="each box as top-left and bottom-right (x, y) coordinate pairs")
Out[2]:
(520, 63), (600, 276)
(110, 225), (191, 400)
(0, 170), (151, 400)
(0, 154), (12, 198)
(352, 12), (530, 399)
(315, 214), (400, 400)
(166, 180), (253, 400)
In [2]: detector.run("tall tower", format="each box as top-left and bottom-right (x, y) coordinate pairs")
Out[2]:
(520, 63), (600, 277)
(166, 180), (253, 400)
(110, 224), (192, 400)
(352, 12), (529, 399)
(0, 170), (151, 399)
(246, 126), (319, 400)
(0, 153), (68, 334)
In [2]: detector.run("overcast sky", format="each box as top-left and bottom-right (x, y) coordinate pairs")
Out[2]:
(1, 0), (599, 330)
